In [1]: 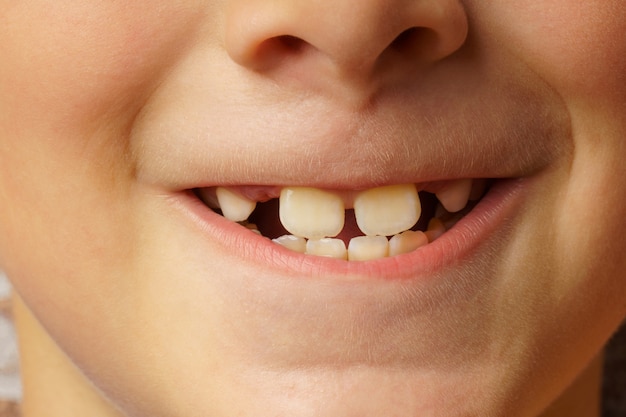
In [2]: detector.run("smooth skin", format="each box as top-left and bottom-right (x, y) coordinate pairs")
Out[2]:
(0, 0), (625, 416)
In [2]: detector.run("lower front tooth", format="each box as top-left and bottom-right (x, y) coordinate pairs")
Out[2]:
(272, 235), (307, 253)
(348, 236), (389, 261)
(389, 231), (428, 256)
(305, 238), (347, 259)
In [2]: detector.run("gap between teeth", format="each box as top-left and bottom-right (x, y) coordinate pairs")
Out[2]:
(200, 179), (479, 261)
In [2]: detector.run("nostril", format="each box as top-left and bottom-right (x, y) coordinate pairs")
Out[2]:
(390, 27), (419, 50)
(250, 35), (311, 70)
(226, 0), (469, 76)
(388, 26), (442, 60)
(277, 35), (307, 53)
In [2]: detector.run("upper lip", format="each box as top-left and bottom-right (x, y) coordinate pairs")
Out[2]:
(134, 77), (570, 191)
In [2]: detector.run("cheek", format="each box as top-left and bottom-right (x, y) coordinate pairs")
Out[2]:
(559, 120), (626, 293)
(474, 1), (626, 104)
(0, 1), (206, 279)
(0, 2), (197, 349)
(0, 1), (205, 141)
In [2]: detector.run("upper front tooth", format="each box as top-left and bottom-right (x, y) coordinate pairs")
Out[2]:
(353, 184), (421, 236)
(279, 187), (345, 240)
(216, 187), (257, 222)
(435, 179), (472, 213)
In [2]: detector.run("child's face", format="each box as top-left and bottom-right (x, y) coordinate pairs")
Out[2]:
(1, 1), (625, 415)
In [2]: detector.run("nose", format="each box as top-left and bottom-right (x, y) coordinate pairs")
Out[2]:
(225, 0), (468, 90)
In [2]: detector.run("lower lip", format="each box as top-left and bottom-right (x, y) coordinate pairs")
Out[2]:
(175, 179), (524, 281)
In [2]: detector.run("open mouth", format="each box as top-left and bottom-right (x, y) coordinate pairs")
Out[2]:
(193, 178), (493, 261)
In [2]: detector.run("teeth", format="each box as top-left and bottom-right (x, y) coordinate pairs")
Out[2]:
(435, 179), (472, 213)
(353, 184), (421, 236)
(389, 231), (428, 256)
(202, 180), (481, 260)
(348, 236), (389, 261)
(305, 238), (347, 259)
(216, 187), (257, 222)
(425, 218), (446, 242)
(279, 187), (344, 240)
(272, 235), (307, 253)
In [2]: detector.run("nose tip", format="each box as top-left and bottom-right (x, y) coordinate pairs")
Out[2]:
(225, 0), (468, 84)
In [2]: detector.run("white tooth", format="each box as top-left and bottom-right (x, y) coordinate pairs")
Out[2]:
(305, 238), (347, 259)
(279, 187), (344, 240)
(425, 218), (446, 242)
(353, 184), (421, 236)
(272, 235), (307, 253)
(216, 187), (256, 222)
(435, 179), (472, 213)
(348, 236), (389, 261)
(389, 231), (428, 256)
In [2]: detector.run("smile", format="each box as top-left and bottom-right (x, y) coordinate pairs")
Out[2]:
(173, 176), (522, 280)
(182, 175), (527, 269)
